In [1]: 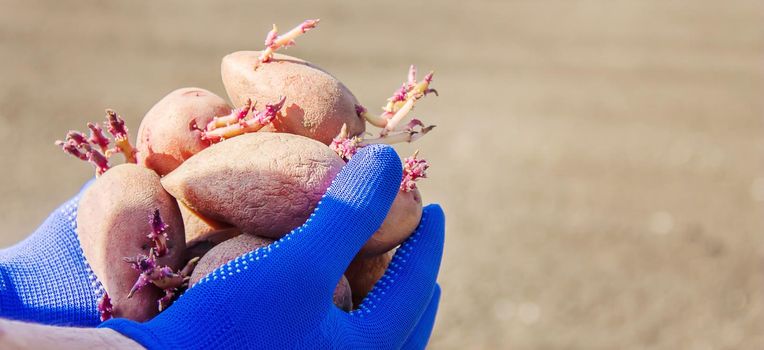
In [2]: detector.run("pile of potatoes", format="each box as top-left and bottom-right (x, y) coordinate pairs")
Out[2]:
(58, 20), (435, 321)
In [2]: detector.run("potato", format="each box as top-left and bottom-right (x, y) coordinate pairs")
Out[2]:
(179, 201), (240, 250)
(221, 51), (365, 144)
(344, 251), (392, 308)
(77, 164), (185, 321)
(359, 189), (422, 257)
(189, 234), (353, 311)
(161, 132), (344, 239)
(188, 234), (271, 286)
(163, 130), (421, 256)
(333, 275), (353, 312)
(136, 87), (232, 176)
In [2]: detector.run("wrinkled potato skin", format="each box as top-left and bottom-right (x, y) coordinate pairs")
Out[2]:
(189, 234), (353, 311)
(345, 251), (392, 308)
(77, 164), (185, 321)
(161, 133), (344, 239)
(137, 87), (232, 176)
(359, 189), (423, 257)
(221, 51), (365, 144)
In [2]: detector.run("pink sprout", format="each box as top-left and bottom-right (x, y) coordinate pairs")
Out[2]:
(97, 292), (113, 321)
(87, 122), (111, 153)
(401, 152), (429, 192)
(330, 136), (362, 161)
(66, 131), (88, 145)
(123, 246), (198, 313)
(421, 72), (438, 96)
(105, 109), (129, 140)
(264, 26), (278, 47)
(389, 83), (408, 105)
(236, 99), (253, 121)
(148, 210), (170, 257)
(329, 123), (363, 161)
(84, 146), (111, 176)
(127, 271), (153, 299)
(407, 65), (417, 87)
(252, 96), (286, 124)
(55, 140), (87, 161)
(259, 19), (320, 63)
(55, 107), (136, 175)
(423, 71), (434, 84)
(300, 19), (320, 33)
(124, 253), (156, 275)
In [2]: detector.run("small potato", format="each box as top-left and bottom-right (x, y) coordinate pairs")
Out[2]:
(136, 87), (232, 176)
(189, 234), (353, 311)
(360, 189), (423, 257)
(161, 132), (344, 239)
(344, 252), (392, 308)
(221, 51), (365, 144)
(77, 164), (185, 321)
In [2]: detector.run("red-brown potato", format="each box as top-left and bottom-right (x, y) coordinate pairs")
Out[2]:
(179, 202), (240, 251)
(136, 87), (232, 176)
(162, 131), (422, 256)
(161, 132), (344, 239)
(344, 251), (392, 308)
(189, 234), (353, 311)
(221, 51), (365, 144)
(77, 164), (185, 321)
(359, 189), (422, 257)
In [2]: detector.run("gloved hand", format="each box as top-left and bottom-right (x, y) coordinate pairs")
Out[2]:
(100, 144), (446, 349)
(0, 181), (103, 326)
(401, 283), (441, 350)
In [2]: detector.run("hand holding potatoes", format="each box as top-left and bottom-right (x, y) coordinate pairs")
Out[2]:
(98, 146), (446, 349)
(55, 18), (440, 321)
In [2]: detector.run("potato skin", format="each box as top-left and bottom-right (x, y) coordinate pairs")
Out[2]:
(221, 51), (365, 144)
(189, 234), (353, 311)
(77, 164), (185, 321)
(333, 275), (353, 312)
(345, 252), (392, 308)
(188, 234), (272, 286)
(179, 201), (240, 249)
(136, 87), (232, 176)
(360, 189), (423, 257)
(161, 132), (345, 239)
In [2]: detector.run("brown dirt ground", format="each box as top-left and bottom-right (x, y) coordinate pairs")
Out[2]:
(1, 1), (762, 348)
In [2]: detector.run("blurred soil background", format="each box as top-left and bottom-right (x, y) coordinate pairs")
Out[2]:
(0, 1), (762, 348)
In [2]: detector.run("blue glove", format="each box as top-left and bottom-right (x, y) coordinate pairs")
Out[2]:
(100, 144), (446, 349)
(401, 284), (441, 349)
(0, 181), (103, 326)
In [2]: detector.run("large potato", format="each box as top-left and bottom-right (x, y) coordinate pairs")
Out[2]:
(77, 164), (185, 321)
(189, 234), (353, 311)
(136, 87), (232, 176)
(161, 132), (344, 239)
(221, 51), (365, 144)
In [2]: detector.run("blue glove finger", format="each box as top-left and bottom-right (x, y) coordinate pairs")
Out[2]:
(281, 144), (401, 286)
(401, 284), (441, 350)
(343, 204), (445, 345)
